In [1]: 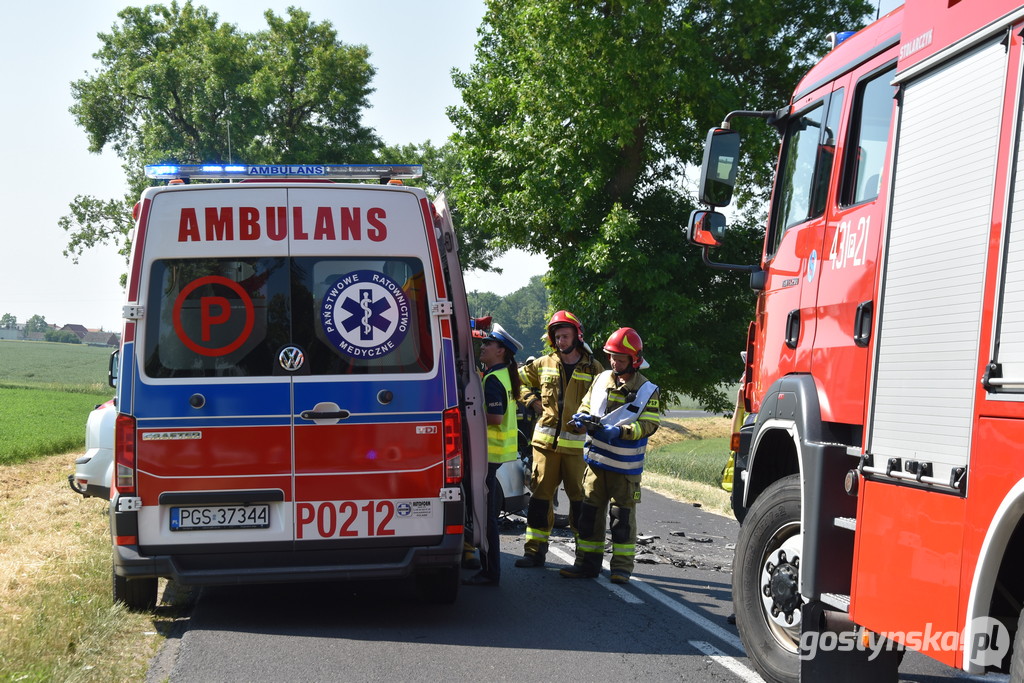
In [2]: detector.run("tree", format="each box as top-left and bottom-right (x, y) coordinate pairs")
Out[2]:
(62, 1), (381, 272)
(0, 313), (15, 329)
(25, 315), (49, 334)
(377, 141), (501, 273)
(448, 0), (871, 410)
(467, 275), (549, 358)
(45, 330), (83, 345)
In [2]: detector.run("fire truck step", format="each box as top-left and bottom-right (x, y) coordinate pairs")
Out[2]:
(833, 516), (856, 531)
(820, 593), (851, 611)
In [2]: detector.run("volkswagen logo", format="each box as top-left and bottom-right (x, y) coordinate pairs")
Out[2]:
(278, 346), (305, 371)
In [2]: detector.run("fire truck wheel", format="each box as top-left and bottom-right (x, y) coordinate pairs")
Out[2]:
(733, 474), (802, 683)
(112, 562), (158, 612)
(1011, 609), (1024, 681)
(416, 565), (459, 604)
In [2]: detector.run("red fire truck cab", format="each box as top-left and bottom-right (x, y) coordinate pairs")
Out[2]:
(690, 1), (1024, 681)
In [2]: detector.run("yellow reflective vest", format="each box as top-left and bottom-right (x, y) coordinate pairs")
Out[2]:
(484, 366), (518, 464)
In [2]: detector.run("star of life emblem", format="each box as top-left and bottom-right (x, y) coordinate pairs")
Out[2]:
(321, 270), (411, 359)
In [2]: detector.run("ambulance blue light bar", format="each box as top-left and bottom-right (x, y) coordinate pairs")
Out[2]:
(144, 164), (423, 180)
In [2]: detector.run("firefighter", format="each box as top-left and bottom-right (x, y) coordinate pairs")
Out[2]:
(561, 327), (660, 584)
(515, 311), (604, 568)
(463, 323), (523, 586)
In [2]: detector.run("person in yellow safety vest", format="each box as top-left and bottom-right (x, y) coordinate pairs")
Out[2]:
(514, 311), (604, 569)
(561, 327), (660, 584)
(463, 322), (523, 587)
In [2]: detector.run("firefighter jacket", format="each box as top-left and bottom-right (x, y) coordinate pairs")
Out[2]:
(579, 370), (660, 475)
(519, 350), (603, 454)
(484, 365), (518, 464)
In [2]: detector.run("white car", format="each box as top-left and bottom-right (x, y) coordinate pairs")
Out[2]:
(69, 398), (115, 499)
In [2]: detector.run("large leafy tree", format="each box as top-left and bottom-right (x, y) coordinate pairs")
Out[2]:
(468, 275), (549, 358)
(62, 2), (380, 270)
(448, 0), (871, 409)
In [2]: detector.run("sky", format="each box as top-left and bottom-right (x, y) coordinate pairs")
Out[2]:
(0, 0), (902, 333)
(0, 0), (545, 333)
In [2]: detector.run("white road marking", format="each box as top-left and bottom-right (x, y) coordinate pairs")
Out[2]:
(547, 543), (759, 682)
(689, 641), (763, 682)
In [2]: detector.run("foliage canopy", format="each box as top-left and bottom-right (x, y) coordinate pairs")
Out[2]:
(447, 0), (872, 409)
(63, 1), (380, 268)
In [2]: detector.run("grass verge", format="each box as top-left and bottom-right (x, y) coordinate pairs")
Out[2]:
(643, 416), (734, 517)
(0, 387), (111, 465)
(0, 454), (189, 682)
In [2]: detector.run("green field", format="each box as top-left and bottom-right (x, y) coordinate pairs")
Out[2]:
(0, 341), (113, 465)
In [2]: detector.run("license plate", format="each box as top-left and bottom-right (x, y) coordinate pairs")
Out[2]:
(170, 504), (270, 531)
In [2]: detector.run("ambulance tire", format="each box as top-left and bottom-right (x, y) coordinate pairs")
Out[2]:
(733, 474), (801, 683)
(1011, 609), (1024, 682)
(112, 563), (158, 612)
(416, 565), (459, 604)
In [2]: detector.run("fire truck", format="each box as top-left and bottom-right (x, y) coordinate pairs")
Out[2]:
(688, 1), (1024, 680)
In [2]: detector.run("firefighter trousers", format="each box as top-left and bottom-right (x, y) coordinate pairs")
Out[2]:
(573, 465), (642, 576)
(523, 445), (585, 557)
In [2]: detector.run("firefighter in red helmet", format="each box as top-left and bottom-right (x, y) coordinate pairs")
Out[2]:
(515, 310), (604, 568)
(561, 327), (660, 583)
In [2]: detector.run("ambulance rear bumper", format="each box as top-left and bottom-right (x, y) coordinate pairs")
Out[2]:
(113, 532), (462, 586)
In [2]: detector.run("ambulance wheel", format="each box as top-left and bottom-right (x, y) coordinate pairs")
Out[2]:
(416, 565), (459, 604)
(733, 474), (802, 683)
(112, 563), (158, 612)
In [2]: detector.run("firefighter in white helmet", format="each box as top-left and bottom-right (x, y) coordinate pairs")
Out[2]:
(514, 310), (604, 568)
(561, 327), (660, 583)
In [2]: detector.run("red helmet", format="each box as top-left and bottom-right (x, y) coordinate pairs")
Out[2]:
(604, 327), (644, 369)
(547, 310), (584, 348)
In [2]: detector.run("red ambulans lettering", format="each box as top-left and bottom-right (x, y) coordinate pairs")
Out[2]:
(177, 206), (388, 242)
(296, 500), (397, 539)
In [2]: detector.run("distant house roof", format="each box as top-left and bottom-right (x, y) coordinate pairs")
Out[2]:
(61, 324), (89, 339)
(82, 331), (119, 346)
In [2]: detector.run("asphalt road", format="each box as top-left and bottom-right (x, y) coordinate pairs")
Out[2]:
(146, 491), (1005, 683)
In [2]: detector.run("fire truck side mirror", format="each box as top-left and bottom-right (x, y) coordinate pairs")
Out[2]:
(699, 127), (741, 207)
(687, 210), (726, 248)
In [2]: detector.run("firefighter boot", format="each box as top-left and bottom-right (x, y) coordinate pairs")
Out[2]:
(462, 541), (481, 570)
(514, 542), (547, 568)
(560, 502), (602, 578)
(609, 504), (636, 582)
(519, 497), (551, 566)
(559, 552), (602, 579)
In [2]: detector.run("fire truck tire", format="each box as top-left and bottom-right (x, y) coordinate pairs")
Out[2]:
(416, 565), (459, 604)
(1011, 609), (1024, 682)
(112, 563), (158, 612)
(733, 474), (802, 683)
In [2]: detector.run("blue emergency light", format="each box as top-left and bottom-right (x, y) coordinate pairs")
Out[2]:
(144, 163), (423, 181)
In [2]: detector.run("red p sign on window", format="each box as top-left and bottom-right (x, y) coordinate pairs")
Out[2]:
(172, 276), (254, 357)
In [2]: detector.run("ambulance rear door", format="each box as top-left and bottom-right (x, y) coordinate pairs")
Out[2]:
(286, 185), (451, 549)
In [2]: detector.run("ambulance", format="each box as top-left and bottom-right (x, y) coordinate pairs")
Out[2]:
(109, 164), (486, 609)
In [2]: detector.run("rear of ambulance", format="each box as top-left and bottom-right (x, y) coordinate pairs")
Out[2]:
(110, 165), (467, 607)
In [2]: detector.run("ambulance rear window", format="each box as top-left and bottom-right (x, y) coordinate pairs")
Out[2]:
(142, 256), (434, 378)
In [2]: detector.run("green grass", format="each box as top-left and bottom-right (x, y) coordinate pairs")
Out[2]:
(646, 436), (730, 488)
(0, 387), (110, 465)
(0, 340), (113, 391)
(0, 341), (113, 465)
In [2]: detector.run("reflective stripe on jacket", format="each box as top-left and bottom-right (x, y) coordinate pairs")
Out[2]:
(519, 351), (603, 453)
(485, 366), (518, 464)
(579, 370), (660, 475)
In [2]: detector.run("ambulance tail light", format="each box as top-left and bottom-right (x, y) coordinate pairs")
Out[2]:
(114, 413), (137, 494)
(443, 407), (463, 484)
